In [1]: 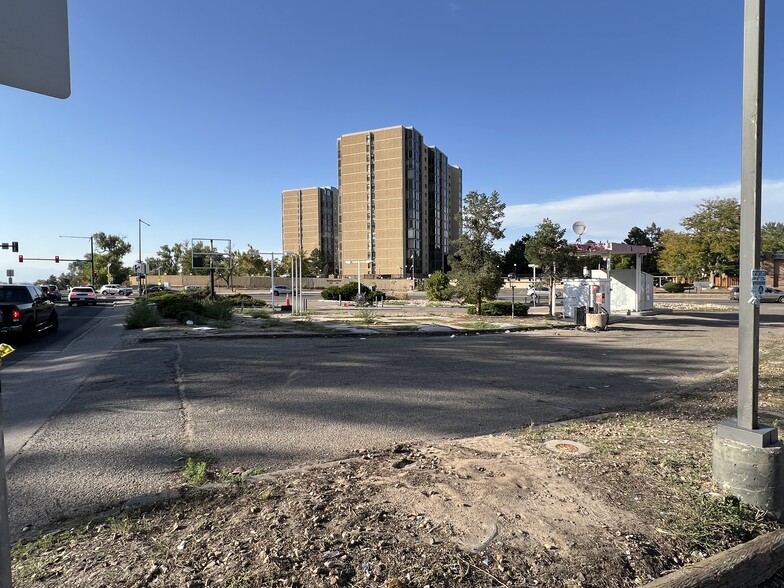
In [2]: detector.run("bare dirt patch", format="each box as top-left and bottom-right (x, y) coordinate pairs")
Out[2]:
(11, 339), (784, 588)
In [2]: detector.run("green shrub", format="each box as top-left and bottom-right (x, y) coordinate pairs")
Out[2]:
(662, 281), (687, 293)
(339, 282), (370, 300)
(147, 292), (205, 320)
(124, 303), (162, 329)
(425, 271), (453, 301)
(321, 285), (342, 300)
(222, 293), (267, 307)
(203, 299), (234, 321)
(322, 282), (381, 302)
(467, 301), (529, 316)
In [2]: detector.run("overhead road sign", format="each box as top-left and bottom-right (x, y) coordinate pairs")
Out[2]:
(0, 0), (71, 98)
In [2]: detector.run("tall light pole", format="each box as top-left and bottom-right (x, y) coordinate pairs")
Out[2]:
(60, 235), (94, 285)
(514, 263), (517, 281)
(713, 0), (783, 518)
(138, 219), (149, 295)
(345, 259), (371, 301)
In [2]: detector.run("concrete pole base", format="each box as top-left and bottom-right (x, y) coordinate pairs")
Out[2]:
(585, 313), (608, 330)
(712, 424), (784, 521)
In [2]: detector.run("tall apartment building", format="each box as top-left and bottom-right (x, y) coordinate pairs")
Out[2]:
(337, 125), (461, 278)
(281, 186), (338, 274)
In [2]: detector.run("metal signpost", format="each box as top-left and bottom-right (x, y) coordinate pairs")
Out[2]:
(191, 239), (232, 299)
(713, 0), (783, 520)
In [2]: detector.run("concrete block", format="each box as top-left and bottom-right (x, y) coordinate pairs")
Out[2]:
(712, 433), (784, 520)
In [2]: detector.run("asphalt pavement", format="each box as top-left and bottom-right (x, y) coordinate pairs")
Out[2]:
(6, 299), (784, 541)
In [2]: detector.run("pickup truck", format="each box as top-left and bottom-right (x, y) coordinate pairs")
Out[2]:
(0, 284), (59, 342)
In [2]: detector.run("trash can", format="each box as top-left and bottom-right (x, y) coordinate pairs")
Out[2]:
(575, 306), (587, 326)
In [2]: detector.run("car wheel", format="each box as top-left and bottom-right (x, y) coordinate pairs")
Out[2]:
(779, 297), (784, 304)
(48, 311), (59, 332)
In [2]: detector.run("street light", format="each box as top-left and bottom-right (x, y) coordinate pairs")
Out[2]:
(138, 218), (149, 295)
(59, 235), (94, 285)
(345, 259), (371, 300)
(514, 263), (517, 281)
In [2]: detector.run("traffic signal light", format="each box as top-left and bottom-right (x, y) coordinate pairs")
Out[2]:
(55, 255), (60, 263)
(11, 242), (18, 252)
(18, 255), (23, 263)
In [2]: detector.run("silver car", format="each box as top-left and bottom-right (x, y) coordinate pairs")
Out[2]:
(761, 287), (784, 303)
(100, 284), (132, 296)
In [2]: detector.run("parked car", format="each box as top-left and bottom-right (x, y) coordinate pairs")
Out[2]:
(0, 284), (59, 341)
(272, 285), (293, 296)
(100, 284), (133, 296)
(729, 286), (740, 300)
(68, 286), (98, 306)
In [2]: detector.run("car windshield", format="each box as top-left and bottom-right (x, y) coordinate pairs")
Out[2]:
(73, 288), (93, 293)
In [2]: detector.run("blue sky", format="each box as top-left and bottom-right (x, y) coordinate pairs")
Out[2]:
(2, 0), (783, 283)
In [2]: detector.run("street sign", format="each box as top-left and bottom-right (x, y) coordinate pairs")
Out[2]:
(749, 269), (766, 305)
(0, 0), (71, 98)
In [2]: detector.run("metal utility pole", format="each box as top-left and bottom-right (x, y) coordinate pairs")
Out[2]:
(138, 219), (149, 295)
(737, 0), (765, 433)
(260, 252), (284, 308)
(345, 259), (371, 301)
(713, 0), (782, 521)
(60, 235), (94, 286)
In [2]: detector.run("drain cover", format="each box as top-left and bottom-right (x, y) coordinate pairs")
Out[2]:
(544, 439), (590, 455)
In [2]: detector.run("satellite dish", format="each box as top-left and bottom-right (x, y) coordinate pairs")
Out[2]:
(572, 221), (587, 242)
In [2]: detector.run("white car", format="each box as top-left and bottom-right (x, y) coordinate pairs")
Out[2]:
(272, 285), (293, 296)
(100, 284), (132, 296)
(527, 286), (562, 300)
(68, 286), (97, 306)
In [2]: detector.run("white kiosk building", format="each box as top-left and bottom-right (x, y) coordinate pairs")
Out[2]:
(562, 242), (654, 319)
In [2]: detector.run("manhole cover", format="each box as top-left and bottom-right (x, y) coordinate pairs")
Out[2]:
(544, 439), (590, 455)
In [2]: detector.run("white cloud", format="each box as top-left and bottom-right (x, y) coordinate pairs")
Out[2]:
(501, 180), (784, 246)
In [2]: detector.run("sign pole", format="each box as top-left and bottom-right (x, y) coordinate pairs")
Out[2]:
(713, 0), (783, 521)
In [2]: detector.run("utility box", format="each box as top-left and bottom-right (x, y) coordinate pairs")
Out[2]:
(563, 278), (612, 319)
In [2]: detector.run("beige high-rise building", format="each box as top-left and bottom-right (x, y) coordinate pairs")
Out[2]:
(281, 186), (338, 274)
(337, 125), (461, 278)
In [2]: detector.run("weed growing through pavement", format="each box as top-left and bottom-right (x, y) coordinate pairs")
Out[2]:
(356, 309), (379, 325)
(183, 456), (211, 486)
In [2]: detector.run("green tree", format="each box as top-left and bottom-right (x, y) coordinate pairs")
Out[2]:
(424, 270), (453, 301)
(147, 243), (187, 275)
(83, 233), (132, 285)
(681, 197), (740, 282)
(308, 248), (334, 277)
(525, 218), (576, 314)
(614, 223), (663, 274)
(502, 236), (530, 277)
(761, 222), (784, 255)
(236, 245), (270, 276)
(447, 190), (506, 314)
(658, 229), (703, 281)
